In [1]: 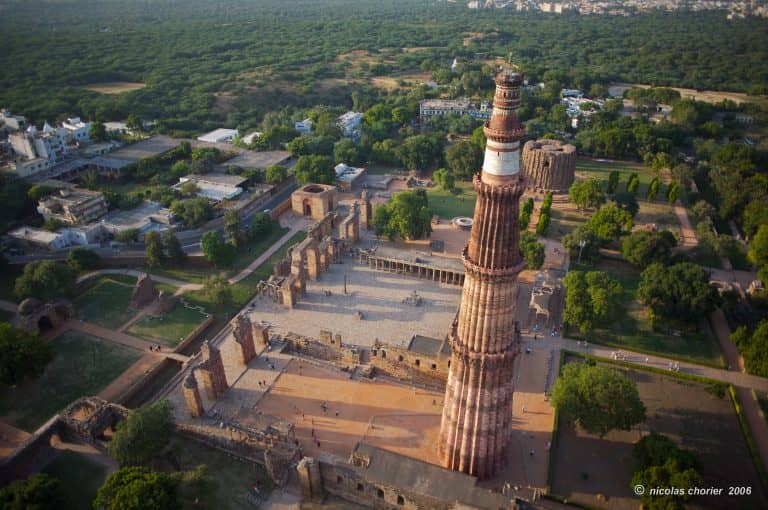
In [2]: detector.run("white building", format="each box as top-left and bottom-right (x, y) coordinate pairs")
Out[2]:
(174, 173), (247, 202)
(61, 117), (92, 142)
(334, 163), (366, 190)
(6, 126), (71, 178)
(101, 201), (173, 237)
(0, 109), (27, 132)
(419, 99), (491, 121)
(294, 118), (313, 134)
(197, 128), (239, 144)
(242, 131), (262, 145)
(337, 111), (363, 139)
(7, 227), (69, 250)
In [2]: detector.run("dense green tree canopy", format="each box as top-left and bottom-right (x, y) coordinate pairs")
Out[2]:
(432, 168), (455, 192)
(372, 190), (431, 240)
(94, 467), (179, 510)
(0, 323), (54, 386)
(108, 400), (174, 467)
(265, 165), (288, 185)
(0, 473), (64, 510)
(569, 179), (605, 211)
(396, 135), (444, 172)
(732, 321), (768, 377)
(66, 247), (100, 272)
(14, 260), (76, 301)
(585, 203), (634, 244)
(551, 362), (646, 438)
(445, 140), (483, 180)
(637, 262), (717, 322)
(562, 270), (622, 332)
(201, 231), (235, 268)
(621, 230), (677, 268)
(519, 232), (545, 270)
(293, 155), (335, 185)
(170, 198), (213, 228)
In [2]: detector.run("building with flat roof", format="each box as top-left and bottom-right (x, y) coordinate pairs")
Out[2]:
(61, 117), (91, 142)
(37, 188), (108, 225)
(0, 109), (27, 132)
(197, 128), (238, 144)
(7, 227), (68, 251)
(419, 99), (491, 122)
(101, 201), (173, 237)
(175, 173), (247, 202)
(334, 163), (366, 190)
(337, 111), (363, 139)
(295, 119), (312, 134)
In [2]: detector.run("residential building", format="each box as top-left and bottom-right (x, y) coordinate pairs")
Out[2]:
(37, 187), (108, 225)
(7, 227), (69, 251)
(6, 126), (71, 178)
(0, 109), (27, 132)
(197, 128), (239, 144)
(61, 117), (92, 142)
(294, 118), (313, 134)
(419, 99), (491, 122)
(337, 111), (363, 139)
(334, 163), (366, 190)
(242, 131), (262, 145)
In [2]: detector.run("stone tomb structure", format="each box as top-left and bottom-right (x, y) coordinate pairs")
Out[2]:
(13, 298), (74, 334)
(130, 273), (159, 309)
(291, 183), (337, 220)
(521, 139), (576, 193)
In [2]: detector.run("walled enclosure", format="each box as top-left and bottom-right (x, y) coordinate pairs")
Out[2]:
(291, 183), (337, 220)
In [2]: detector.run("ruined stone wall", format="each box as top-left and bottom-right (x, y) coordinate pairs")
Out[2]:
(522, 139), (576, 193)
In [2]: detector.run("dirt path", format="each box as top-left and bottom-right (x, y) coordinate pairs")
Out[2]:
(673, 202), (698, 249)
(227, 222), (308, 284)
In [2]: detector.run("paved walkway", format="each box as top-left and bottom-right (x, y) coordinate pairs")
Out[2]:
(228, 221), (308, 284)
(63, 319), (189, 363)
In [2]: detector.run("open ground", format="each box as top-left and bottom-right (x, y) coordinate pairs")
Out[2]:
(550, 358), (766, 510)
(81, 81), (146, 94)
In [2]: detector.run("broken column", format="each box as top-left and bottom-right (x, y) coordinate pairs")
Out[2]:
(232, 314), (256, 365)
(198, 340), (228, 400)
(297, 457), (324, 502)
(252, 323), (269, 347)
(182, 371), (205, 418)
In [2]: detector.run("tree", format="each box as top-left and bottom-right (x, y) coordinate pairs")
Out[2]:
(15, 260), (76, 301)
(667, 181), (680, 203)
(0, 323), (54, 385)
(89, 121), (107, 141)
(691, 200), (715, 220)
(432, 168), (455, 192)
(108, 400), (174, 466)
(732, 321), (768, 377)
(94, 467), (179, 510)
(115, 228), (140, 244)
(562, 270), (622, 332)
(126, 115), (143, 133)
(333, 139), (364, 166)
(396, 134), (443, 173)
(265, 164), (288, 184)
(563, 226), (601, 264)
(223, 210), (245, 247)
(170, 198), (213, 228)
(0, 473), (64, 509)
(520, 232), (545, 270)
(637, 263), (717, 322)
(371, 191), (431, 240)
(569, 179), (605, 210)
(626, 173), (640, 194)
(585, 203), (634, 244)
(748, 225), (768, 283)
(445, 140), (483, 179)
(631, 433), (702, 510)
(145, 231), (165, 268)
(621, 230), (677, 268)
(607, 170), (620, 194)
(519, 198), (534, 229)
(179, 181), (199, 197)
(551, 363), (646, 438)
(293, 155), (335, 185)
(66, 248), (100, 272)
(248, 212), (273, 240)
(203, 274), (233, 306)
(613, 191), (639, 217)
(201, 231), (235, 268)
(647, 176), (661, 201)
(163, 230), (186, 265)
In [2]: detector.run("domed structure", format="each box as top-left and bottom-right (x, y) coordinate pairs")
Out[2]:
(521, 139), (576, 193)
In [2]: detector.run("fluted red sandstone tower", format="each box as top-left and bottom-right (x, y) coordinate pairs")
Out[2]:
(437, 69), (525, 479)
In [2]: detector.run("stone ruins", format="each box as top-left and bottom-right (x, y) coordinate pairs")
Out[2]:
(521, 138), (576, 193)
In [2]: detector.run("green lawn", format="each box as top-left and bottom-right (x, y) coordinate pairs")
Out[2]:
(575, 157), (663, 198)
(146, 265), (211, 285)
(570, 259), (724, 367)
(128, 304), (209, 347)
(43, 451), (108, 510)
(426, 181), (477, 219)
(74, 276), (136, 329)
(229, 225), (289, 274)
(549, 208), (589, 237)
(164, 434), (273, 510)
(0, 331), (141, 431)
(185, 231), (307, 319)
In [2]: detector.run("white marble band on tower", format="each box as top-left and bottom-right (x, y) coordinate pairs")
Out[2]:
(482, 140), (521, 176)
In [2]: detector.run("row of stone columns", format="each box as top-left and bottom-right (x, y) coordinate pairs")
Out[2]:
(365, 256), (464, 285)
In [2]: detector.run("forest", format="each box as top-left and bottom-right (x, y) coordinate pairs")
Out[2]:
(1, 0), (767, 135)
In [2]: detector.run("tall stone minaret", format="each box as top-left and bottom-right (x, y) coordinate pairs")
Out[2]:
(437, 69), (525, 480)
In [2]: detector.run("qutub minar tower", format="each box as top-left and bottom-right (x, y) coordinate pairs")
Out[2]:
(437, 69), (525, 479)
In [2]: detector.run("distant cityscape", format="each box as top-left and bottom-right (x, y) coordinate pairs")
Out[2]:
(464, 0), (768, 18)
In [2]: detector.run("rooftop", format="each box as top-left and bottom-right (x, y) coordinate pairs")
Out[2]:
(39, 187), (103, 207)
(101, 201), (171, 230)
(407, 335), (450, 357)
(7, 226), (61, 245)
(197, 128), (239, 144)
(109, 135), (179, 162)
(181, 173), (249, 187)
(420, 98), (471, 109)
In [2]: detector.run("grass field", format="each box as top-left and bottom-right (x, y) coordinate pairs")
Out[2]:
(0, 331), (141, 431)
(550, 358), (765, 510)
(128, 305), (208, 347)
(185, 231), (307, 319)
(74, 276), (136, 329)
(43, 451), (107, 510)
(549, 207), (589, 237)
(147, 265), (210, 285)
(426, 181), (477, 219)
(163, 434), (273, 510)
(229, 225), (289, 273)
(574, 158), (664, 198)
(570, 259), (723, 367)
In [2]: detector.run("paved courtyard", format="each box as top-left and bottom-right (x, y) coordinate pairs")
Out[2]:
(250, 260), (462, 348)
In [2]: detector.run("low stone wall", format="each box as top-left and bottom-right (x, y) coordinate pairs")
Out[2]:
(0, 416), (62, 484)
(174, 315), (215, 354)
(269, 198), (292, 221)
(117, 357), (183, 408)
